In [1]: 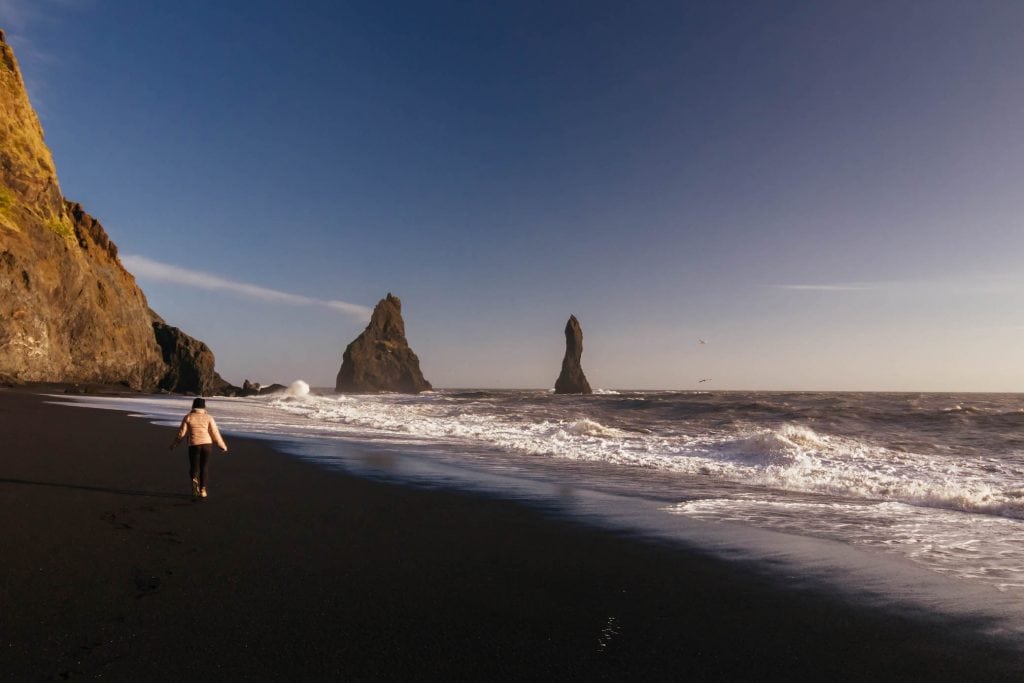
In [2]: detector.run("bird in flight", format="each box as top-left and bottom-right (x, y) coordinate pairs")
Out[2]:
(698, 339), (706, 344)
(698, 378), (711, 383)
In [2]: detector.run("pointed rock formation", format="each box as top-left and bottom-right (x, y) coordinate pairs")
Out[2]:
(554, 315), (593, 394)
(151, 313), (238, 395)
(242, 379), (262, 396)
(0, 31), (230, 391)
(336, 293), (431, 393)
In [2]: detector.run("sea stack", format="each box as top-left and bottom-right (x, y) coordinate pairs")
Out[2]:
(335, 293), (432, 393)
(554, 315), (593, 395)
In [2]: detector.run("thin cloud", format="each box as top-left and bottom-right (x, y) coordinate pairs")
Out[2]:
(0, 0), (81, 30)
(121, 254), (372, 320)
(769, 283), (879, 292)
(0, 0), (34, 29)
(770, 276), (1024, 295)
(0, 0), (75, 116)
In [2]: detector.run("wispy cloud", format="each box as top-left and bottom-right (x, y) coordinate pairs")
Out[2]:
(770, 275), (1024, 295)
(769, 283), (879, 292)
(0, 0), (81, 115)
(0, 0), (82, 31)
(0, 0), (34, 29)
(122, 255), (372, 321)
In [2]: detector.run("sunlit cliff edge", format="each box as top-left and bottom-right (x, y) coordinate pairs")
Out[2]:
(0, 29), (229, 392)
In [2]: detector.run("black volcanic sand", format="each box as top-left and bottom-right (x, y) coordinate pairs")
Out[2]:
(2, 389), (1022, 681)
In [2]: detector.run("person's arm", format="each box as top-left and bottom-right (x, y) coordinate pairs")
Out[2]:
(209, 417), (228, 452)
(170, 415), (188, 450)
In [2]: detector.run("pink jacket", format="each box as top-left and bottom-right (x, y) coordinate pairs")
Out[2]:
(176, 409), (227, 450)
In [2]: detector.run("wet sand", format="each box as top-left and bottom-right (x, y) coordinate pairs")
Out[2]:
(2, 388), (1022, 680)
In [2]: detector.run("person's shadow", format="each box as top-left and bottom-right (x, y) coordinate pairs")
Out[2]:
(0, 477), (192, 500)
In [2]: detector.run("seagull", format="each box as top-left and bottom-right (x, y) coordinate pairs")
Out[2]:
(698, 339), (706, 344)
(698, 378), (711, 383)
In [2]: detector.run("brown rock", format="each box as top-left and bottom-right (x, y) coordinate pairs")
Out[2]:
(151, 316), (237, 396)
(0, 199), (168, 388)
(554, 315), (593, 394)
(336, 293), (431, 393)
(0, 35), (231, 392)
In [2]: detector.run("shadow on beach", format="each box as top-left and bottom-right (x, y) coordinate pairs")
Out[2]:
(0, 477), (192, 500)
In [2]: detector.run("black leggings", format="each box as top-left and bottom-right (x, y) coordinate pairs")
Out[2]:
(188, 444), (212, 488)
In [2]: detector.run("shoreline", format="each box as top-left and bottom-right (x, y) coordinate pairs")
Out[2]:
(3, 388), (1023, 679)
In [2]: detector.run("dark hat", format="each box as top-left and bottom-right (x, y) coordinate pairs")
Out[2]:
(192, 397), (206, 410)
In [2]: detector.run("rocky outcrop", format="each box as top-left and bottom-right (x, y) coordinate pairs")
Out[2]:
(336, 293), (431, 393)
(151, 314), (238, 395)
(554, 315), (593, 394)
(241, 379), (289, 396)
(0, 31), (230, 392)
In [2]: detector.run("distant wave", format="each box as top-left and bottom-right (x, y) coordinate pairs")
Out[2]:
(263, 390), (1024, 522)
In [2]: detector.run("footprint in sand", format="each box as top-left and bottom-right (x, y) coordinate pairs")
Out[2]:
(103, 512), (133, 530)
(158, 530), (183, 544)
(132, 568), (160, 597)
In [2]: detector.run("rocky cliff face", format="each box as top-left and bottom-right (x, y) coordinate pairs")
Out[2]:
(0, 31), (227, 392)
(554, 315), (593, 394)
(336, 293), (431, 393)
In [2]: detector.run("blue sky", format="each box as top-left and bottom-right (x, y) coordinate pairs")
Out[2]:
(5, 1), (1024, 390)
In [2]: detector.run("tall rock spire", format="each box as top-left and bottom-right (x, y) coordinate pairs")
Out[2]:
(336, 293), (432, 393)
(554, 315), (593, 394)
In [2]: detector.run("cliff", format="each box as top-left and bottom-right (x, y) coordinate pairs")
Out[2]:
(336, 293), (432, 393)
(554, 315), (593, 394)
(0, 30), (226, 392)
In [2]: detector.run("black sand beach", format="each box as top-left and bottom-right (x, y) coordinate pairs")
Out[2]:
(2, 388), (1022, 681)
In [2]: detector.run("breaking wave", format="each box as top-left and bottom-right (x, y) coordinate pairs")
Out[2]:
(263, 391), (1024, 522)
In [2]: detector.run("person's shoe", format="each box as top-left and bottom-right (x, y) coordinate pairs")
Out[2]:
(191, 478), (200, 497)
(200, 487), (208, 498)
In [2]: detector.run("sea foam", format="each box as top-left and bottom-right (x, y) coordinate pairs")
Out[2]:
(262, 391), (1024, 523)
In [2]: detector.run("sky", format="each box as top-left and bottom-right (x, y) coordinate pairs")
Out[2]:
(3, 0), (1024, 391)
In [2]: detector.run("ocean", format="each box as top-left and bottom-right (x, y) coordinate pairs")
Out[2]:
(61, 384), (1024, 639)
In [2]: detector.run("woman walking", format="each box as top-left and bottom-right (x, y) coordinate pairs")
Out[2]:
(170, 397), (228, 498)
